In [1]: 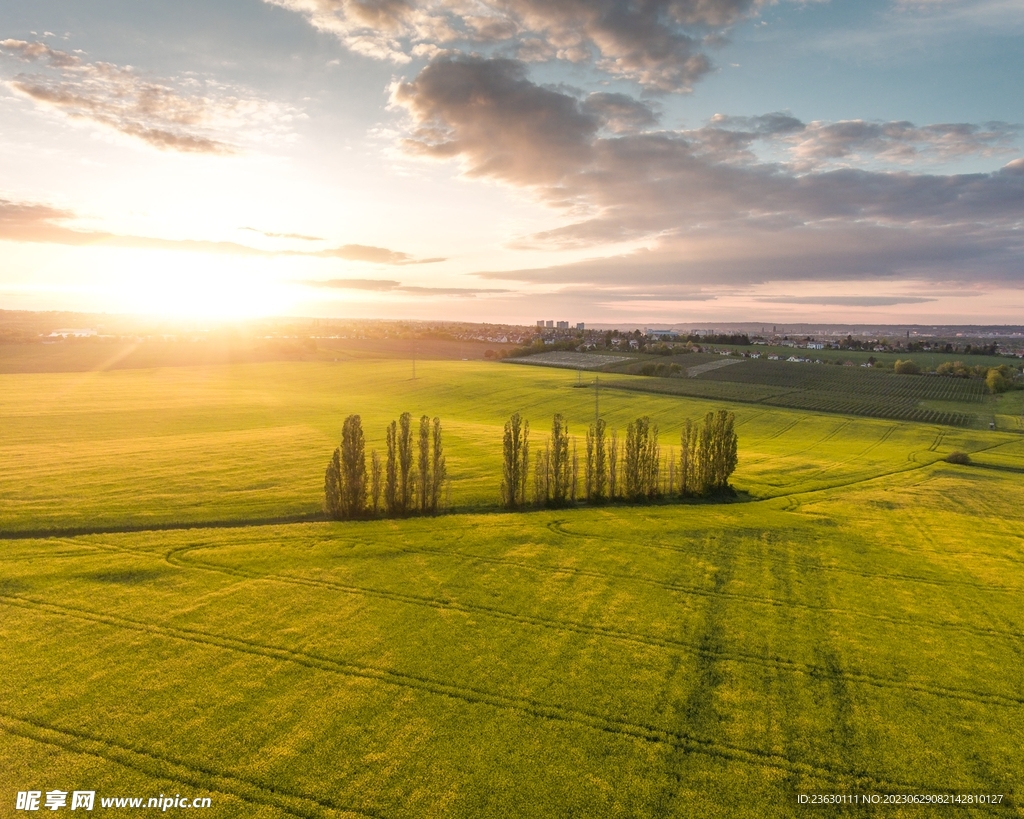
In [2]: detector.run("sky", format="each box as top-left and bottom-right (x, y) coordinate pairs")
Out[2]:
(0, 0), (1022, 325)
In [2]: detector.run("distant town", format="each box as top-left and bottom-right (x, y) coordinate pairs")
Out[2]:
(2, 310), (1023, 359)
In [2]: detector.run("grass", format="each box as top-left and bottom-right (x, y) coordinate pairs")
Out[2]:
(2, 359), (1022, 816)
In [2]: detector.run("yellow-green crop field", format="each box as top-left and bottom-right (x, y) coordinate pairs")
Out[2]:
(2, 359), (1023, 817)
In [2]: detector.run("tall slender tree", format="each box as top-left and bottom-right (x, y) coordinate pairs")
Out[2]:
(679, 419), (695, 497)
(398, 411), (414, 514)
(593, 418), (607, 501)
(534, 443), (550, 507)
(643, 419), (660, 500)
(418, 414), (431, 513)
(369, 449), (383, 516)
(385, 420), (398, 515)
(584, 425), (595, 501)
(624, 417), (644, 500)
(430, 416), (446, 514)
(608, 429), (619, 500)
(324, 447), (343, 519)
(570, 438), (579, 504)
(500, 412), (530, 509)
(549, 413), (571, 506)
(339, 414), (367, 518)
(696, 411), (714, 496)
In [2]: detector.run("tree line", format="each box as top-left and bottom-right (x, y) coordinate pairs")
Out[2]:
(325, 413), (447, 520)
(500, 410), (738, 509)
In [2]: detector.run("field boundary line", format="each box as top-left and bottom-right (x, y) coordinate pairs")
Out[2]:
(0, 711), (377, 819)
(0, 596), (999, 801)
(0, 513), (324, 541)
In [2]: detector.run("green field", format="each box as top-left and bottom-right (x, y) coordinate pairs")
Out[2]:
(2, 359), (1023, 816)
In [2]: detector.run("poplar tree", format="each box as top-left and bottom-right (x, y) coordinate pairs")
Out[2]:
(584, 425), (595, 501)
(534, 444), (550, 507)
(430, 416), (446, 514)
(369, 450), (382, 516)
(500, 412), (530, 509)
(398, 411), (414, 514)
(324, 447), (343, 520)
(339, 414), (367, 519)
(625, 416), (660, 500)
(570, 438), (579, 504)
(608, 429), (619, 500)
(593, 418), (607, 501)
(549, 414), (571, 506)
(418, 414), (431, 513)
(711, 410), (738, 491)
(696, 411), (714, 496)
(385, 420), (398, 515)
(679, 419), (696, 497)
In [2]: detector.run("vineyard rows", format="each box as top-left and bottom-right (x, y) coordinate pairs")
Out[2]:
(697, 359), (987, 403)
(604, 374), (977, 427)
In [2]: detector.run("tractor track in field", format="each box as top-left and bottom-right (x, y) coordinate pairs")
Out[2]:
(782, 422), (900, 487)
(50, 543), (1024, 711)
(0, 711), (377, 819)
(0, 595), (1012, 807)
(782, 419), (854, 459)
(545, 519), (1020, 593)
(389, 543), (1024, 643)
(755, 416), (803, 443)
(764, 435), (1020, 512)
(24, 529), (1024, 644)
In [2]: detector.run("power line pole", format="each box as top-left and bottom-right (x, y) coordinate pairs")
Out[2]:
(595, 374), (599, 424)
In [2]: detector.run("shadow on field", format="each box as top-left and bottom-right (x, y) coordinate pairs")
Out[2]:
(88, 569), (169, 585)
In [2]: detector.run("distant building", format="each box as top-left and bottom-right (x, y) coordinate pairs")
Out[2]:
(537, 320), (545, 327)
(577, 322), (585, 331)
(556, 321), (569, 330)
(545, 320), (554, 328)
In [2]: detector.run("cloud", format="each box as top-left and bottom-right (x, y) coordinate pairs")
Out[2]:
(241, 227), (325, 241)
(392, 55), (601, 186)
(0, 198), (434, 264)
(266, 0), (769, 91)
(754, 295), (938, 306)
(389, 55), (1024, 287)
(582, 92), (659, 133)
(785, 120), (1020, 166)
(314, 244), (415, 264)
(303, 278), (508, 295)
(304, 278), (402, 290)
(0, 40), (295, 154)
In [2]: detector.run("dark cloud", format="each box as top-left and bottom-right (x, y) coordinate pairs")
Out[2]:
(268, 0), (766, 90)
(582, 92), (659, 133)
(392, 55), (600, 185)
(0, 40), (291, 154)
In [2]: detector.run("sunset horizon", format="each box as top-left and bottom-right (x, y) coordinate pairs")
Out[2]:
(2, 0), (1021, 324)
